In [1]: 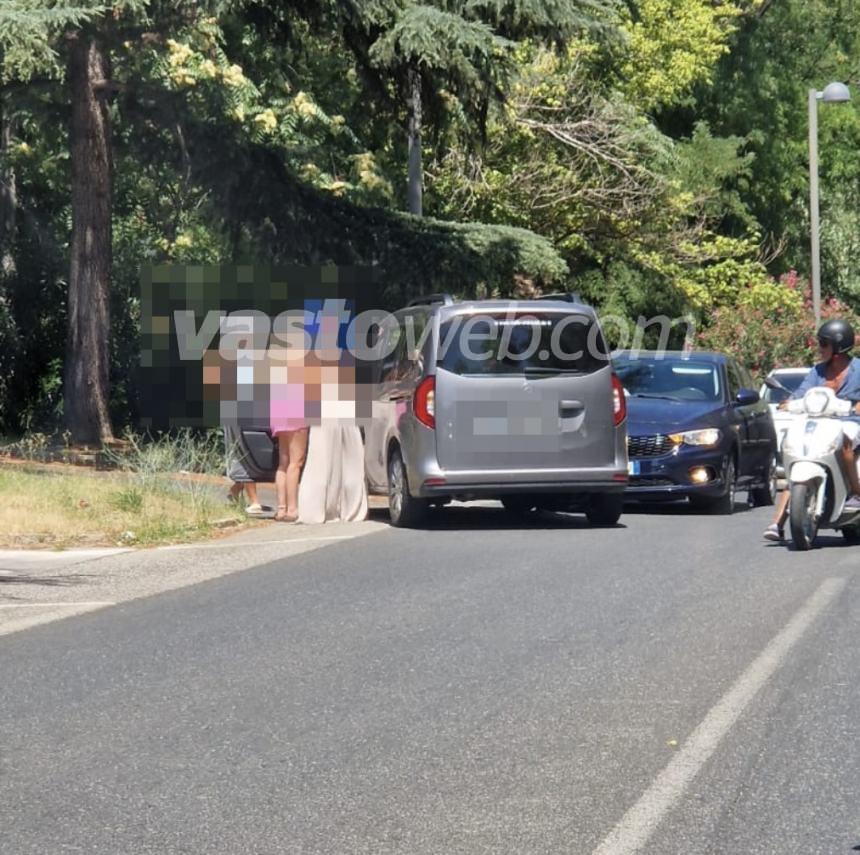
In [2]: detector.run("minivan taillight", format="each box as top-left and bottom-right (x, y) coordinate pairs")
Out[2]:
(612, 373), (626, 426)
(414, 376), (436, 429)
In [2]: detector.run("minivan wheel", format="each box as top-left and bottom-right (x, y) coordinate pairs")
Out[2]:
(387, 448), (427, 528)
(585, 493), (624, 526)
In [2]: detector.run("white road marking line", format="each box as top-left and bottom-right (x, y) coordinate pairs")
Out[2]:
(0, 602), (115, 608)
(591, 576), (846, 855)
(157, 535), (357, 551)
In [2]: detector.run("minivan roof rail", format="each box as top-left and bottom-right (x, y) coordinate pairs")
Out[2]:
(406, 293), (455, 308)
(538, 291), (582, 303)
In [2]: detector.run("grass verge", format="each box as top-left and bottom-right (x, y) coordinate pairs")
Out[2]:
(0, 463), (247, 549)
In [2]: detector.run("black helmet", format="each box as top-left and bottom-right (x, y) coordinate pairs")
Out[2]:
(817, 319), (855, 354)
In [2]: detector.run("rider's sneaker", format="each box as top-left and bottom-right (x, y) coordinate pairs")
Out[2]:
(763, 523), (784, 542)
(845, 494), (860, 510)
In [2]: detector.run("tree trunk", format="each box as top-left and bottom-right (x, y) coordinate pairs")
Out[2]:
(65, 34), (114, 444)
(0, 93), (17, 276)
(406, 67), (423, 216)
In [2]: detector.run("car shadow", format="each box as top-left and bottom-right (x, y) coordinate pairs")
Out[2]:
(623, 496), (755, 517)
(372, 504), (627, 532)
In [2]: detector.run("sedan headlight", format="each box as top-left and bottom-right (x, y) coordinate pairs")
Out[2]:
(668, 428), (722, 447)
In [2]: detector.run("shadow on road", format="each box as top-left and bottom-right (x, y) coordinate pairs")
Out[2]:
(624, 498), (755, 517)
(369, 504), (626, 532)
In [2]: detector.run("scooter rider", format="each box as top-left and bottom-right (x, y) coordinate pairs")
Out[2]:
(763, 319), (860, 541)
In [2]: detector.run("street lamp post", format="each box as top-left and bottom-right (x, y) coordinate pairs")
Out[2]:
(808, 81), (850, 326)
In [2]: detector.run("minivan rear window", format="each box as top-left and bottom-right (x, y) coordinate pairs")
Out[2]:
(437, 313), (609, 376)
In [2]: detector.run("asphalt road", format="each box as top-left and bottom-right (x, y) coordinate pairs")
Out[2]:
(1, 501), (859, 855)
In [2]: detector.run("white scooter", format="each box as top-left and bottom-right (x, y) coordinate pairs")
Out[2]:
(775, 383), (860, 550)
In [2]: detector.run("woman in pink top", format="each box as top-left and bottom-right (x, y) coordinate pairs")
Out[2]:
(270, 345), (310, 522)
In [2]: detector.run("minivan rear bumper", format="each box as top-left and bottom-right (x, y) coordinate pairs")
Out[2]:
(414, 471), (628, 498)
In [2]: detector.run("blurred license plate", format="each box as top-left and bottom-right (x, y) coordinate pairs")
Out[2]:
(627, 460), (640, 476)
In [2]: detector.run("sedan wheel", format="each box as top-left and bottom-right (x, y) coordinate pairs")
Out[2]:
(749, 455), (778, 507)
(841, 525), (860, 545)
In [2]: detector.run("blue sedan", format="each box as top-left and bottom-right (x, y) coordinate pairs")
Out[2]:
(614, 351), (778, 513)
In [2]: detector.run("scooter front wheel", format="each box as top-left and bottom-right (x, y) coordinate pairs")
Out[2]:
(789, 481), (819, 551)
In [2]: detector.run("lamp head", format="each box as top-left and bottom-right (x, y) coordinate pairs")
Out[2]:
(821, 81), (851, 103)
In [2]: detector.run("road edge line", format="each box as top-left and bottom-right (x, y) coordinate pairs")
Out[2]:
(590, 576), (847, 855)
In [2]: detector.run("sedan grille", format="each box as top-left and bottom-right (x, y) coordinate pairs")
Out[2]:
(627, 434), (676, 458)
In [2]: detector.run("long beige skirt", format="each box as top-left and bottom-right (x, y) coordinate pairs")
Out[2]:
(298, 423), (368, 524)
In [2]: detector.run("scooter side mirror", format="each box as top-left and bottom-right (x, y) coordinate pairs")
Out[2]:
(763, 377), (786, 392)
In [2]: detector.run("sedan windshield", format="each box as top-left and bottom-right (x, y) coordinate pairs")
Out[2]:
(614, 356), (722, 402)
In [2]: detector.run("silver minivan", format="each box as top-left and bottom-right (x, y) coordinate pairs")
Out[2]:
(364, 294), (629, 526)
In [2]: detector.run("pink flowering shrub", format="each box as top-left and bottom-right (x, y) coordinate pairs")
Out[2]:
(697, 271), (860, 380)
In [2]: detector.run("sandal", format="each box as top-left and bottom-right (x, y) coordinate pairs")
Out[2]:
(763, 523), (784, 542)
(274, 506), (298, 523)
(245, 503), (273, 517)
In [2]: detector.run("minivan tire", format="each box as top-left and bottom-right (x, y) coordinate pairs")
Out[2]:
(585, 493), (623, 526)
(387, 447), (427, 528)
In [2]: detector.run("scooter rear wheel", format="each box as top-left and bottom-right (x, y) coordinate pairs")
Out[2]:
(789, 481), (819, 551)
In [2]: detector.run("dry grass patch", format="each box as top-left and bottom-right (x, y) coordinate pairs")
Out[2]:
(0, 465), (246, 549)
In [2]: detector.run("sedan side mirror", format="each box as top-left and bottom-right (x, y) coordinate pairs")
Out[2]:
(735, 388), (760, 407)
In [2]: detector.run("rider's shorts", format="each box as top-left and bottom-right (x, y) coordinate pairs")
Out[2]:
(844, 421), (860, 449)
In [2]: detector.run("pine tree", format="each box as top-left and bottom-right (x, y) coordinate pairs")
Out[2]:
(333, 0), (616, 214)
(0, 1), (209, 444)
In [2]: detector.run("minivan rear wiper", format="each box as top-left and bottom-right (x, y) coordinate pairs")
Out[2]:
(523, 366), (586, 376)
(631, 392), (681, 401)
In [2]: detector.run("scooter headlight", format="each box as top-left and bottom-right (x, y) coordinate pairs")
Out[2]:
(804, 388), (830, 416)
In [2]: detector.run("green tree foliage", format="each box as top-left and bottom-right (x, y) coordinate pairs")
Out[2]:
(331, 0), (617, 212)
(428, 41), (790, 324)
(619, 0), (747, 111)
(698, 272), (860, 378)
(1, 0), (859, 434)
(0, 1), (106, 80)
(0, 1), (571, 433)
(674, 0), (860, 305)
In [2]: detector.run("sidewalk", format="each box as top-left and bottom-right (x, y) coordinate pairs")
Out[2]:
(0, 505), (391, 638)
